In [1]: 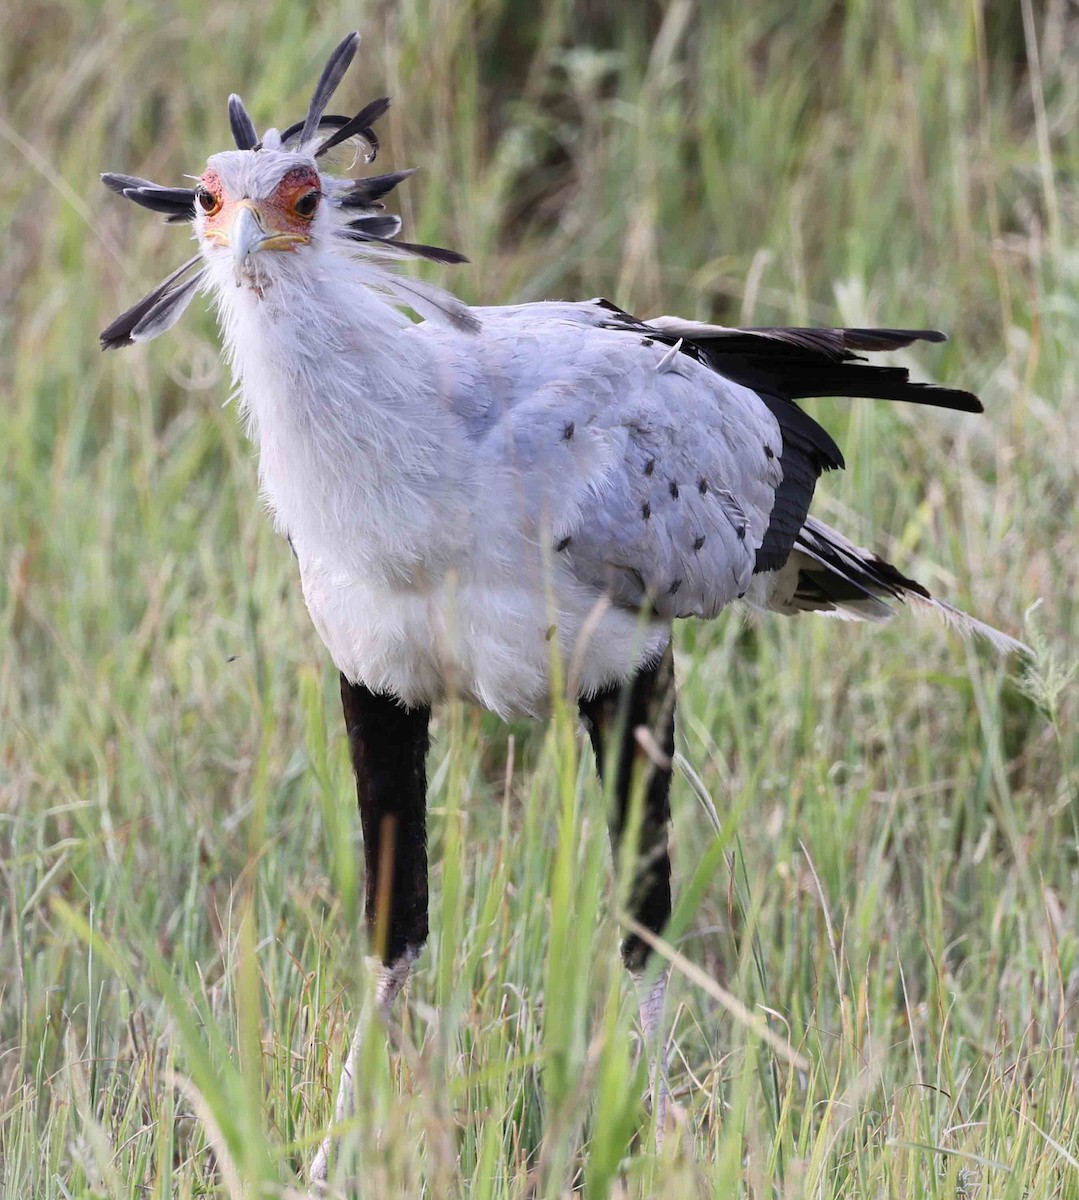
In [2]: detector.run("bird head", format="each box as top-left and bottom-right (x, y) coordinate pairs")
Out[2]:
(198, 156), (322, 278)
(100, 32), (468, 349)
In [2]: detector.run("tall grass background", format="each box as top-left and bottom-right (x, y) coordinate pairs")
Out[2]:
(1, 1), (1077, 1196)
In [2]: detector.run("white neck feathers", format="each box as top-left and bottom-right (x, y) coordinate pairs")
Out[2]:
(208, 250), (471, 582)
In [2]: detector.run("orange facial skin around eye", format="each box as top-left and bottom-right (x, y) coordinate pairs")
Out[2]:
(200, 165), (321, 247)
(264, 167), (323, 234)
(198, 168), (228, 231)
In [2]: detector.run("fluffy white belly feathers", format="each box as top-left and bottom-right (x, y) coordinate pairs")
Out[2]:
(299, 553), (670, 718)
(218, 274), (676, 717)
(207, 230), (803, 719)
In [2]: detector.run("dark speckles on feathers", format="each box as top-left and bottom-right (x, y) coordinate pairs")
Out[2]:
(642, 502), (651, 520)
(562, 421), (575, 441)
(698, 478), (708, 495)
(668, 579), (682, 595)
(643, 458), (656, 476)
(669, 480), (679, 499)
(764, 444), (775, 459)
(641, 337), (654, 347)
(555, 536), (572, 552)
(693, 535), (706, 551)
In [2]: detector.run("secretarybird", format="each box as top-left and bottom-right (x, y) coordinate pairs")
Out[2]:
(101, 33), (1024, 1181)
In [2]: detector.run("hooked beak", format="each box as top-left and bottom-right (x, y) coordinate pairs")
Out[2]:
(204, 201), (310, 284)
(230, 205), (267, 276)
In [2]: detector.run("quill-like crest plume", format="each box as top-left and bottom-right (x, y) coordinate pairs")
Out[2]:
(101, 32), (467, 350)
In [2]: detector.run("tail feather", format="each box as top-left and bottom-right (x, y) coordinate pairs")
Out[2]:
(750, 517), (1028, 656)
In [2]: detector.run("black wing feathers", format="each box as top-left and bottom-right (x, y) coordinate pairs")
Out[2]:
(677, 325), (981, 413)
(752, 394), (844, 573)
(795, 519), (931, 605)
(674, 325), (981, 574)
(594, 304), (982, 580)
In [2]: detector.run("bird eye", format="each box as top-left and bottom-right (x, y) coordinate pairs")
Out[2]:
(196, 185), (220, 215)
(293, 189), (321, 218)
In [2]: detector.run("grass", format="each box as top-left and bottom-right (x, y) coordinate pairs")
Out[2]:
(1, 1), (1077, 1196)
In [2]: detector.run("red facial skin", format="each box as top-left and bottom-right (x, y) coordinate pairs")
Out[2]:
(200, 166), (322, 241)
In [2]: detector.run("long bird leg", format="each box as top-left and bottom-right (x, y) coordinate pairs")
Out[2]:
(309, 676), (431, 1185)
(579, 640), (676, 1143)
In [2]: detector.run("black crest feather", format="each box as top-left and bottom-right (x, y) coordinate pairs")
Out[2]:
(317, 96), (389, 159)
(103, 174), (197, 222)
(346, 213), (403, 239)
(101, 32), (468, 348)
(299, 32), (361, 147)
(122, 186), (197, 220)
(337, 169), (417, 209)
(100, 256), (203, 350)
(388, 239), (468, 265)
(228, 94), (259, 150)
(338, 224), (468, 265)
(102, 171), (163, 195)
(279, 113), (350, 147)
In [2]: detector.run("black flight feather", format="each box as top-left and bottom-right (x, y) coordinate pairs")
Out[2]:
(710, 357), (981, 413)
(795, 520), (931, 603)
(228, 93), (259, 150)
(679, 328), (981, 412)
(700, 326), (946, 361)
(630, 318), (984, 414)
(299, 32), (361, 148)
(794, 370), (980, 412)
(752, 394), (845, 574)
(841, 328), (946, 351)
(100, 256), (202, 351)
(592, 304), (983, 577)
(316, 96), (390, 159)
